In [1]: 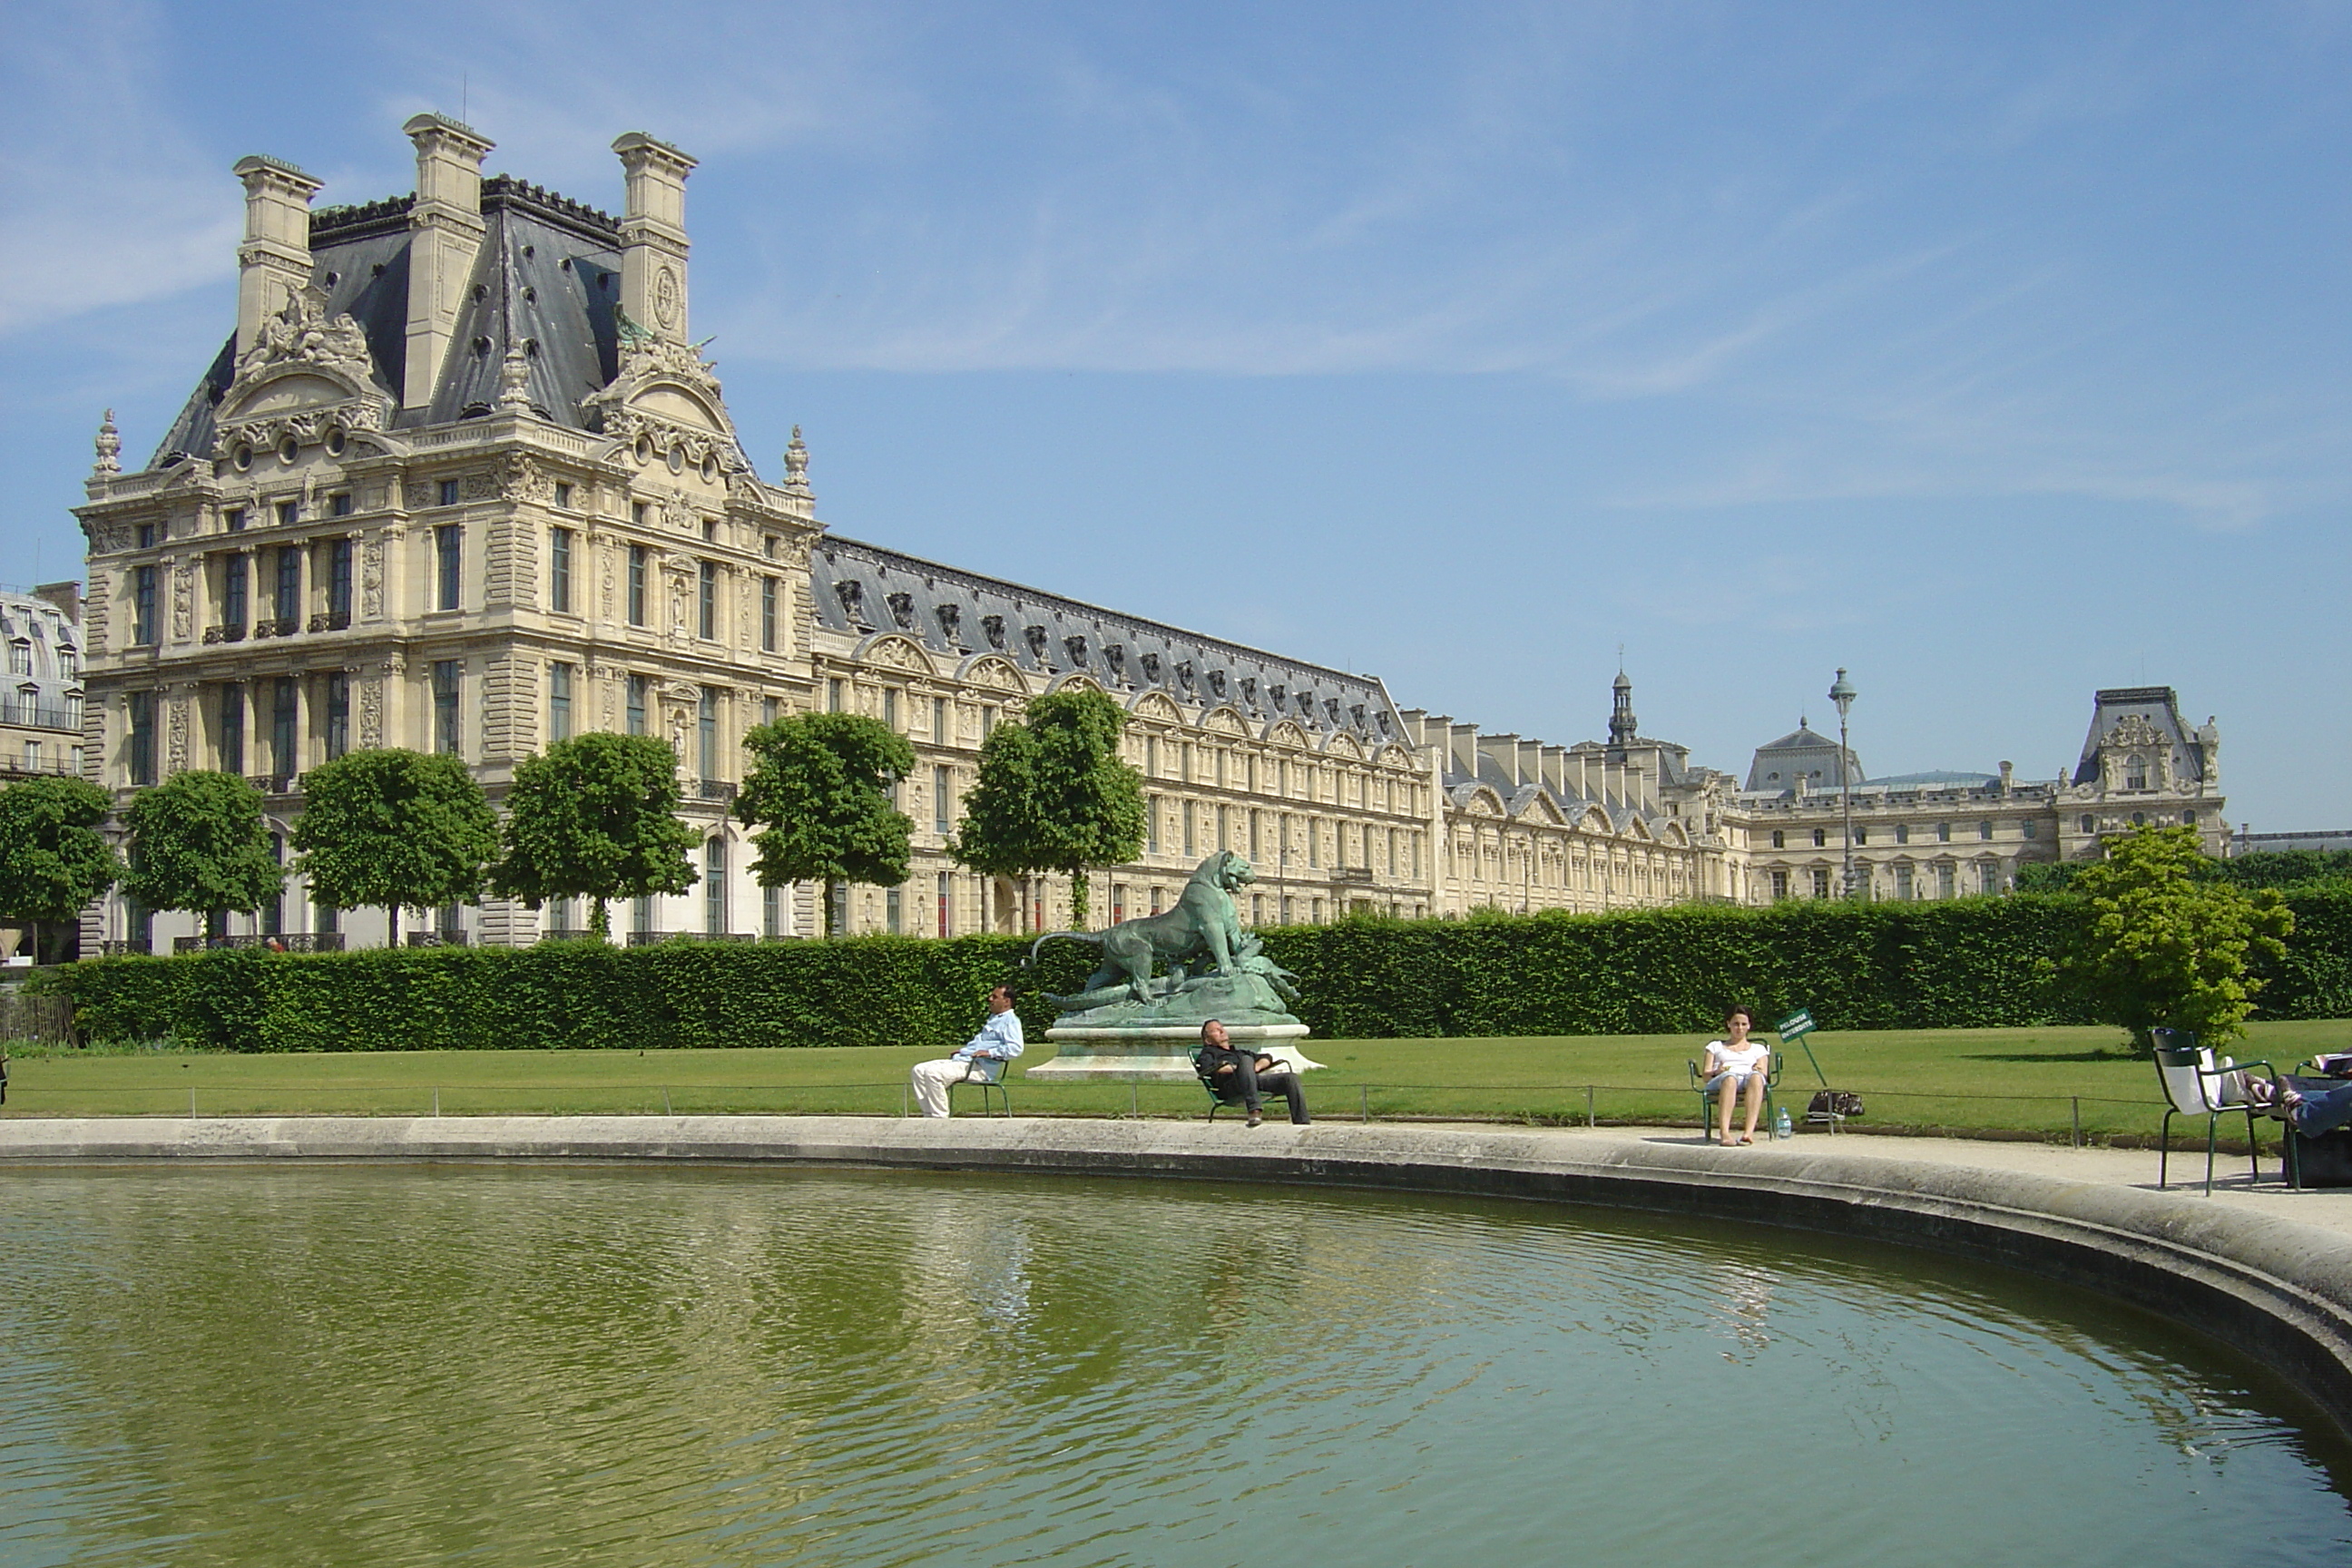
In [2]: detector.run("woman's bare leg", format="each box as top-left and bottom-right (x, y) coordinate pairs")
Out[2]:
(1717, 1078), (1738, 1142)
(1740, 1076), (1766, 1142)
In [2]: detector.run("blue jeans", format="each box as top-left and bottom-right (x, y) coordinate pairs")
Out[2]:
(2291, 1083), (2352, 1138)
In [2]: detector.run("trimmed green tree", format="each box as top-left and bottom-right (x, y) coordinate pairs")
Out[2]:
(733, 712), (914, 938)
(289, 749), (499, 943)
(120, 770), (284, 937)
(2063, 824), (2294, 1051)
(948, 689), (1145, 927)
(0, 775), (122, 964)
(488, 733), (701, 940)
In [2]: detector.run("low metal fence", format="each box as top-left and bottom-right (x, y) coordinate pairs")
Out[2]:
(0, 1075), (2220, 1149)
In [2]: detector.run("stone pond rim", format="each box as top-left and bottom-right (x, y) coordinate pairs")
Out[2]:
(4, 1115), (2348, 1446)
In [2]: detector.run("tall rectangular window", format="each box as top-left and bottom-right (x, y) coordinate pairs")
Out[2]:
(438, 479), (460, 507)
(937, 872), (952, 938)
(886, 886), (902, 935)
(1308, 818), (1319, 868)
(627, 545), (648, 625)
(549, 662), (573, 741)
(761, 695), (779, 725)
(932, 696), (946, 741)
(1250, 809), (1261, 860)
(1812, 867), (1831, 899)
(219, 683), (244, 774)
(324, 673), (348, 760)
(431, 661), (460, 755)
(760, 575), (778, 651)
(1771, 869), (1790, 902)
(1183, 800), (1195, 858)
(328, 538), (353, 621)
(934, 766), (951, 835)
(222, 554), (248, 632)
(763, 882), (780, 938)
(626, 674), (648, 736)
(882, 689), (897, 730)
(1147, 795), (1160, 855)
(1979, 862), (2000, 895)
(550, 527), (573, 613)
(698, 561), (717, 639)
(274, 546), (301, 624)
(705, 838), (728, 935)
(276, 501), (299, 528)
(225, 508), (246, 534)
(435, 525), (461, 611)
(330, 491), (353, 518)
(698, 690), (719, 781)
(827, 678), (843, 712)
(270, 676), (298, 780)
(127, 691), (155, 784)
(132, 565), (157, 645)
(1936, 863), (1955, 899)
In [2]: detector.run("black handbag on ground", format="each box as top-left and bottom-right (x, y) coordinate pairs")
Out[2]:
(1807, 1089), (1864, 1122)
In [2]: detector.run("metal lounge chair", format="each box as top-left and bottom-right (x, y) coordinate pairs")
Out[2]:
(947, 1055), (1010, 1118)
(1191, 1047), (1254, 1122)
(2151, 1026), (2274, 1194)
(1688, 1053), (1782, 1142)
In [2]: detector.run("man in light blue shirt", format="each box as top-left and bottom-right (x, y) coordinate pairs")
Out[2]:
(911, 984), (1025, 1117)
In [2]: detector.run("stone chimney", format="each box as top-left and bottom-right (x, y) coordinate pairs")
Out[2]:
(612, 132), (698, 342)
(231, 155), (324, 358)
(33, 582), (83, 625)
(401, 113), (495, 410)
(1998, 760), (2014, 798)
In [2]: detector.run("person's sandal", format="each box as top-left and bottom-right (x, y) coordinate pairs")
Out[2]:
(1246, 1111), (1263, 1128)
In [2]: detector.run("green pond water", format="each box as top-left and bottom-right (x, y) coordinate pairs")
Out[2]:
(2, 1164), (2347, 1567)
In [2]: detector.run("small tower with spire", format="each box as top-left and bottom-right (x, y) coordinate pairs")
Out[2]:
(92, 410), (121, 475)
(1607, 667), (1639, 750)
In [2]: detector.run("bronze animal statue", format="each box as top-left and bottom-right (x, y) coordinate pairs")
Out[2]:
(1031, 850), (1256, 1005)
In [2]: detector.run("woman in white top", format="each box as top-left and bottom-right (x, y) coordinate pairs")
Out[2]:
(1700, 1005), (1771, 1145)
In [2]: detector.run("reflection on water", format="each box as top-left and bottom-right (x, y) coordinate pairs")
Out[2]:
(1, 1165), (2346, 1568)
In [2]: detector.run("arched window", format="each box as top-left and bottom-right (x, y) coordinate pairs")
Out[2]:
(2125, 754), (2148, 790)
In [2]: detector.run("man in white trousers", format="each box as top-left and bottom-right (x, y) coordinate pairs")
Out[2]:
(911, 984), (1024, 1117)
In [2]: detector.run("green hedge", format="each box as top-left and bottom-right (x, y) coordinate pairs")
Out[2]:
(40, 889), (2352, 1052)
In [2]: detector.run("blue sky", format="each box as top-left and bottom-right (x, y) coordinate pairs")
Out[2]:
(4, 1), (2346, 828)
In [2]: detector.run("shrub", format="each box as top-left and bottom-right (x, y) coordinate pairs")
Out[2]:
(42, 889), (2348, 1053)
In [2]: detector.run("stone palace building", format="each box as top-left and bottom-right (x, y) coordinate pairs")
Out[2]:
(65, 118), (2230, 953)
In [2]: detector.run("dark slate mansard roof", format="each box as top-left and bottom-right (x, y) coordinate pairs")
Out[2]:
(150, 177), (626, 466)
(809, 538), (1406, 750)
(2073, 686), (2209, 787)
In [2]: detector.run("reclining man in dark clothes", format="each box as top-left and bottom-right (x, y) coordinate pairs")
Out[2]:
(1198, 1018), (1310, 1128)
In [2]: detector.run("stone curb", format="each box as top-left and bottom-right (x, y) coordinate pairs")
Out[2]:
(7, 1115), (2349, 1440)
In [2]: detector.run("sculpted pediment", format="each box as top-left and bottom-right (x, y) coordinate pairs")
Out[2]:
(632, 383), (727, 433)
(1322, 731), (1364, 760)
(1131, 691), (1183, 723)
(1202, 705), (1248, 736)
(855, 633), (936, 675)
(225, 370), (367, 418)
(1265, 720), (1309, 750)
(956, 653), (1029, 693)
(1047, 673), (1107, 697)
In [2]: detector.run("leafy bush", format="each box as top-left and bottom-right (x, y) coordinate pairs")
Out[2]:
(42, 889), (2350, 1053)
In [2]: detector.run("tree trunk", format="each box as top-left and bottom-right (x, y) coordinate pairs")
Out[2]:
(387, 904), (401, 945)
(590, 897), (610, 941)
(1068, 867), (1090, 928)
(822, 880), (838, 938)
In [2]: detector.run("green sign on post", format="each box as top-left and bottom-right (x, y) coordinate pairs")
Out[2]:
(1776, 1009), (1816, 1040)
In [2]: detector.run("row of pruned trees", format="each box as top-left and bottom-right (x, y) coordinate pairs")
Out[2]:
(0, 688), (1152, 951)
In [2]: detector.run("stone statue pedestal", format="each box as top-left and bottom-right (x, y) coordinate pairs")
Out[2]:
(1026, 1024), (1325, 1083)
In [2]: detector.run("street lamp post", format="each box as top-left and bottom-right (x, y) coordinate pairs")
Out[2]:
(1828, 668), (1858, 898)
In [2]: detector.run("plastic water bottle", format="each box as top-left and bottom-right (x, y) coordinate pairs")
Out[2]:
(1774, 1107), (1793, 1141)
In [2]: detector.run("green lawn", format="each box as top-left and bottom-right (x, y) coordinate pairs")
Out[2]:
(7, 1020), (2347, 1143)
